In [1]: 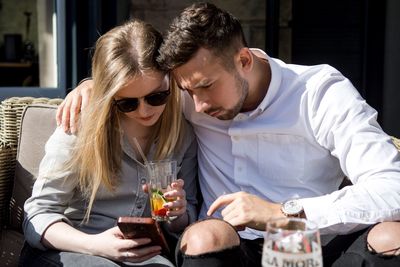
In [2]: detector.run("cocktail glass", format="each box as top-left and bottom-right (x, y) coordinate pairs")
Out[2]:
(146, 159), (177, 221)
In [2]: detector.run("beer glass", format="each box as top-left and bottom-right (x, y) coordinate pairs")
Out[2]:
(262, 217), (323, 267)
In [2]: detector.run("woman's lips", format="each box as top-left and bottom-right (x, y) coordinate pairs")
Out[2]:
(139, 115), (154, 121)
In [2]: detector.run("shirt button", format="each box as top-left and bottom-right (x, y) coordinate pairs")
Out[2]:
(238, 167), (242, 172)
(140, 178), (147, 184)
(237, 114), (246, 120)
(233, 136), (239, 141)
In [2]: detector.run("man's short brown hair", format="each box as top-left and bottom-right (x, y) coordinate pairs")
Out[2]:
(158, 2), (248, 71)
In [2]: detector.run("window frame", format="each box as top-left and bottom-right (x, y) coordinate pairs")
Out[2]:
(0, 0), (66, 100)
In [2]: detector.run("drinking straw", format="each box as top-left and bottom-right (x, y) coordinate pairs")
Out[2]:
(132, 137), (149, 165)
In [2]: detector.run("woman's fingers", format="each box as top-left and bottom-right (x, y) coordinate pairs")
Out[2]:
(121, 245), (161, 263)
(165, 198), (187, 216)
(163, 188), (186, 199)
(171, 179), (184, 188)
(120, 237), (152, 248)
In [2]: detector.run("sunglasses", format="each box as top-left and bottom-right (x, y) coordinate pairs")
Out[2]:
(114, 89), (171, 113)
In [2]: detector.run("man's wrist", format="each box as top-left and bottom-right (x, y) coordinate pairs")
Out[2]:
(281, 199), (305, 218)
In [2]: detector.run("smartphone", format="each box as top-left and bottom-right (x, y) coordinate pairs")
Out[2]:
(117, 216), (170, 253)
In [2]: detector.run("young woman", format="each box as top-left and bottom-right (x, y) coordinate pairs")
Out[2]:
(20, 19), (198, 267)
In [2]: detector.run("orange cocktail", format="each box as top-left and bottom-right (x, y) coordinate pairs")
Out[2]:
(147, 160), (177, 221)
(150, 189), (168, 218)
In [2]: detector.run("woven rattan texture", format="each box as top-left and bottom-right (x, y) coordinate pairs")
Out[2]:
(0, 97), (63, 227)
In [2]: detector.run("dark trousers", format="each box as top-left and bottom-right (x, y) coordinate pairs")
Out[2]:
(18, 242), (174, 267)
(175, 236), (263, 267)
(176, 226), (400, 267)
(331, 227), (400, 267)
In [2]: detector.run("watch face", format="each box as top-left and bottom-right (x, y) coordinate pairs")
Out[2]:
(283, 199), (303, 215)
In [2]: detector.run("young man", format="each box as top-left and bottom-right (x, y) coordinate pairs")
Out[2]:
(58, 2), (400, 266)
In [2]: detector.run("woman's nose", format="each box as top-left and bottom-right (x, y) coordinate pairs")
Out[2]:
(136, 99), (152, 115)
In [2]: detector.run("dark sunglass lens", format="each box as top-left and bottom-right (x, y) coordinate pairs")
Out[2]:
(146, 91), (170, 106)
(116, 99), (139, 112)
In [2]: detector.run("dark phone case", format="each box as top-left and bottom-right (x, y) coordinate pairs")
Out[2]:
(117, 217), (170, 253)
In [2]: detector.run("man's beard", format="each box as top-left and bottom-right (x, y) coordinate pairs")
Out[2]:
(215, 72), (249, 120)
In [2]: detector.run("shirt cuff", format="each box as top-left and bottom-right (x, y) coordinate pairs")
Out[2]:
(300, 195), (343, 235)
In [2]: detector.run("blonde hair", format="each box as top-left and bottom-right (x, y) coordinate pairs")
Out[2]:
(66, 20), (185, 221)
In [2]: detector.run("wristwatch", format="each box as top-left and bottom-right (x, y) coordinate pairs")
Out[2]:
(281, 199), (304, 218)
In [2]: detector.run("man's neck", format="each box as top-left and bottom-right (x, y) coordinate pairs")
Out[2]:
(242, 51), (271, 112)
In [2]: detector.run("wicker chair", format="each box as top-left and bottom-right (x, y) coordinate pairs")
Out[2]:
(0, 97), (62, 266)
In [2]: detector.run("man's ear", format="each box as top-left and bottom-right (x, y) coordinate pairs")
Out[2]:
(237, 47), (253, 72)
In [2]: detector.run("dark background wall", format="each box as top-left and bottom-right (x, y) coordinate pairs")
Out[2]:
(291, 0), (385, 117)
(289, 0), (399, 136)
(382, 0), (400, 136)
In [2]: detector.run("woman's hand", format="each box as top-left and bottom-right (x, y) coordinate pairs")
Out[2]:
(142, 179), (189, 231)
(88, 226), (162, 263)
(142, 178), (187, 218)
(163, 179), (187, 218)
(42, 222), (161, 263)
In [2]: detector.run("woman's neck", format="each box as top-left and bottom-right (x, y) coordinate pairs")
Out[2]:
(121, 116), (153, 156)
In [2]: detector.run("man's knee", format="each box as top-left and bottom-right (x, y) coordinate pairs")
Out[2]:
(367, 221), (400, 255)
(180, 219), (240, 255)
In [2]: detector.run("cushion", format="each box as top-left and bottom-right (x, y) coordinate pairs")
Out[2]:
(0, 229), (24, 266)
(9, 104), (58, 231)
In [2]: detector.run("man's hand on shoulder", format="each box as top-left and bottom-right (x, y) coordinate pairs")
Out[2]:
(56, 79), (93, 134)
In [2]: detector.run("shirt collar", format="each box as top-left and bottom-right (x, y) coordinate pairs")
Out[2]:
(248, 48), (282, 114)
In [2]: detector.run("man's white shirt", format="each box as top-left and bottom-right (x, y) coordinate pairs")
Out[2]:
(182, 49), (400, 240)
